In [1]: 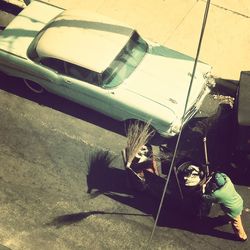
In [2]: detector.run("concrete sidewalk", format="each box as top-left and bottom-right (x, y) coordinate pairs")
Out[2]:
(3, 0), (250, 80)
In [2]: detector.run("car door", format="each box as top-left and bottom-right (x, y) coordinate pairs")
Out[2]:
(40, 57), (113, 116)
(58, 61), (113, 115)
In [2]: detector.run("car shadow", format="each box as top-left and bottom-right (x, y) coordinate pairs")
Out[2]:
(0, 73), (200, 147)
(0, 73), (183, 145)
(0, 73), (213, 148)
(0, 73), (127, 136)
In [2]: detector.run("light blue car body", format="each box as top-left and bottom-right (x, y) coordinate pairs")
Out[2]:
(0, 0), (215, 137)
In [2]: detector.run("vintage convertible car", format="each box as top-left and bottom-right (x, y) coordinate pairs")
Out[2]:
(0, 0), (215, 137)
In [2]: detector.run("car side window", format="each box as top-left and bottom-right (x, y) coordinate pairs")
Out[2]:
(40, 57), (65, 74)
(39, 58), (100, 85)
(65, 62), (99, 85)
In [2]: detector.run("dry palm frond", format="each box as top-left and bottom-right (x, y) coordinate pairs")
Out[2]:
(212, 94), (234, 109)
(125, 120), (155, 168)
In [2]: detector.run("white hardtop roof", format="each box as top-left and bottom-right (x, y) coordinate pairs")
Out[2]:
(36, 9), (134, 73)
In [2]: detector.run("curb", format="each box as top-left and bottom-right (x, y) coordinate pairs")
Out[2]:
(2, 0), (26, 8)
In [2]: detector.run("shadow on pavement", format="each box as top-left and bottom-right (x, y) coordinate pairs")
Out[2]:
(1, 73), (248, 186)
(1, 73), (248, 181)
(82, 136), (248, 242)
(0, 73), (126, 136)
(46, 210), (151, 229)
(82, 149), (238, 241)
(85, 149), (161, 216)
(158, 210), (236, 241)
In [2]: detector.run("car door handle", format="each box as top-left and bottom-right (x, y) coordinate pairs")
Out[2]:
(65, 79), (72, 84)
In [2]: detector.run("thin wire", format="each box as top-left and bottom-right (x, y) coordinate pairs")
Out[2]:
(146, 0), (211, 248)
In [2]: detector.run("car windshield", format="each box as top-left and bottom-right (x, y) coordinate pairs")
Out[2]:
(101, 31), (148, 88)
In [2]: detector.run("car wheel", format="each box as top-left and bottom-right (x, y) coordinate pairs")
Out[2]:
(24, 79), (44, 94)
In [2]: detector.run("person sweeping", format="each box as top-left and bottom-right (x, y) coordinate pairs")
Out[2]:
(202, 172), (247, 242)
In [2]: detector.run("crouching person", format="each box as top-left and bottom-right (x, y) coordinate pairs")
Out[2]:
(127, 144), (159, 193)
(202, 172), (248, 242)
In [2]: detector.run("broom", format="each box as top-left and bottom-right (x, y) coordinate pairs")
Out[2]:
(123, 120), (155, 174)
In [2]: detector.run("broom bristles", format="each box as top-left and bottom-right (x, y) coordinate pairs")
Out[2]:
(125, 120), (154, 167)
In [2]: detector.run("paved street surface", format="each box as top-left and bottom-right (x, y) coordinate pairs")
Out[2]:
(0, 73), (249, 250)
(0, 1), (250, 249)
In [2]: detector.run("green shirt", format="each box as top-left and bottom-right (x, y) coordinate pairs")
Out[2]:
(203, 173), (243, 218)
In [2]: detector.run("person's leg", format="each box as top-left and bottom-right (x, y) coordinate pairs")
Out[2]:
(199, 198), (213, 217)
(213, 214), (230, 226)
(230, 215), (247, 241)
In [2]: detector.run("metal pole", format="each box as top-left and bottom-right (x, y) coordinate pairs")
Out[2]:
(147, 0), (211, 248)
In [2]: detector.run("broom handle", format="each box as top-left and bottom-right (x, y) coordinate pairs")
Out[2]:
(173, 166), (184, 200)
(121, 149), (127, 168)
(203, 137), (209, 176)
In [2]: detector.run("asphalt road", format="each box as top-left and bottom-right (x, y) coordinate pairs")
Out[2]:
(0, 70), (250, 250)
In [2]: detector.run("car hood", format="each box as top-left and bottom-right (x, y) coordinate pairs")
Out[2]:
(122, 46), (211, 118)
